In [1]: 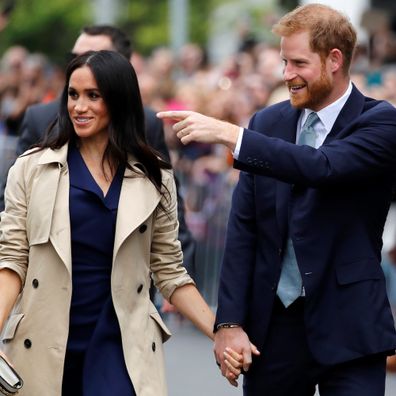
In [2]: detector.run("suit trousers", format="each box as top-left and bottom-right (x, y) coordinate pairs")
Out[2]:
(243, 296), (387, 396)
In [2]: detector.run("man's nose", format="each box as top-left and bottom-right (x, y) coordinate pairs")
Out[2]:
(283, 63), (297, 81)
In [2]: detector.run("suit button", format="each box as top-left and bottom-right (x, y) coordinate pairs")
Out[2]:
(137, 284), (143, 294)
(32, 279), (39, 288)
(24, 339), (32, 349)
(278, 248), (282, 256)
(152, 342), (156, 352)
(139, 224), (147, 233)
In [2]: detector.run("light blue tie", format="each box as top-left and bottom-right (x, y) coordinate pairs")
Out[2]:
(276, 112), (319, 307)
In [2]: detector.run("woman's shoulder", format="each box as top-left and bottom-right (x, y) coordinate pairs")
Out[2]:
(12, 145), (68, 177)
(160, 167), (174, 180)
(12, 148), (45, 175)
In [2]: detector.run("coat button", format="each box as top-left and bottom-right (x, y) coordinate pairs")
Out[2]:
(139, 224), (147, 233)
(152, 342), (156, 352)
(137, 284), (143, 294)
(24, 339), (32, 349)
(32, 279), (39, 288)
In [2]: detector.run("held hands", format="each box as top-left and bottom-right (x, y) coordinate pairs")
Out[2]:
(214, 327), (260, 387)
(157, 110), (240, 152)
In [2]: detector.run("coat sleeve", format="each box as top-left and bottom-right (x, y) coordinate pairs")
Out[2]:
(0, 157), (30, 285)
(150, 170), (195, 300)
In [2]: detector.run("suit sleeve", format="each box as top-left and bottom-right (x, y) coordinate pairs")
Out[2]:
(144, 107), (170, 162)
(215, 171), (257, 327)
(236, 101), (396, 187)
(16, 107), (41, 156)
(0, 108), (37, 211)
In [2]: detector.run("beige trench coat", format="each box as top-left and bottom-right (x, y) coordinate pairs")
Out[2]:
(0, 143), (193, 396)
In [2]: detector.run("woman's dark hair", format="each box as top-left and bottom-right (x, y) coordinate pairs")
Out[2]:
(41, 50), (171, 194)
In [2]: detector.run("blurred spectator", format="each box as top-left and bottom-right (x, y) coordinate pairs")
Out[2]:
(0, 0), (14, 32)
(177, 43), (207, 80)
(0, 47), (60, 136)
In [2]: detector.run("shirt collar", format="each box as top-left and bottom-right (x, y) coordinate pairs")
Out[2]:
(301, 80), (353, 132)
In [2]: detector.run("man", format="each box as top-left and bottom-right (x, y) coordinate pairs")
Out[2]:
(158, 4), (396, 395)
(0, 25), (196, 274)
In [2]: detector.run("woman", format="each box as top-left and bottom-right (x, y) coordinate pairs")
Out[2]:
(0, 51), (240, 395)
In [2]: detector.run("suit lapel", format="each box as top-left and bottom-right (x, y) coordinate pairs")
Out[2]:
(324, 85), (365, 144)
(275, 106), (302, 238)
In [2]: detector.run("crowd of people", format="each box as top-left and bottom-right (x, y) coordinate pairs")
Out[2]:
(0, 3), (396, 394)
(0, 10), (396, 310)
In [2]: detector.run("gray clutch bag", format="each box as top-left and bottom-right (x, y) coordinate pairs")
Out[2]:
(0, 355), (23, 395)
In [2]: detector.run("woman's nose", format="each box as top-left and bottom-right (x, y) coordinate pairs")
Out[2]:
(74, 98), (88, 112)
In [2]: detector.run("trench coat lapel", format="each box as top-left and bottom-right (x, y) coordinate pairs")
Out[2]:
(34, 145), (72, 273)
(113, 162), (161, 260)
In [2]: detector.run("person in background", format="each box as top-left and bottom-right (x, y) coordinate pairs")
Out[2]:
(0, 50), (240, 396)
(159, 3), (396, 394)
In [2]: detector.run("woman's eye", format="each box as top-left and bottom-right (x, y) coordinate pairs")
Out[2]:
(89, 91), (101, 99)
(68, 90), (78, 99)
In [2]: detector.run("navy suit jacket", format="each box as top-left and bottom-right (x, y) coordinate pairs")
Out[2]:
(216, 85), (396, 365)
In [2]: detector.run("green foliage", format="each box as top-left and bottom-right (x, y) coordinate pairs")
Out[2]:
(119, 0), (217, 55)
(118, 0), (282, 55)
(0, 0), (91, 65)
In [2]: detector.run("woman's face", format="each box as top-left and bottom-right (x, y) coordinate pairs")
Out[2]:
(67, 65), (110, 142)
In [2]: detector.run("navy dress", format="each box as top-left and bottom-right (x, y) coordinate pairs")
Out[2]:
(62, 144), (136, 396)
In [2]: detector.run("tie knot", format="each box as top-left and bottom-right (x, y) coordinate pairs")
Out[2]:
(303, 112), (319, 129)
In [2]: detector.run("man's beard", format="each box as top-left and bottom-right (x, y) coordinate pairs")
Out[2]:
(289, 65), (333, 109)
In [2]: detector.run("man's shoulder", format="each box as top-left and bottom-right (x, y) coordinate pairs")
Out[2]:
(26, 99), (60, 121)
(361, 95), (396, 122)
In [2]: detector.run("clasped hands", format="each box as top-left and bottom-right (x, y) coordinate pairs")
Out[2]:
(214, 326), (260, 387)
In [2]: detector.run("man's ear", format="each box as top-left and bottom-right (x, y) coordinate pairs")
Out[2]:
(328, 48), (343, 73)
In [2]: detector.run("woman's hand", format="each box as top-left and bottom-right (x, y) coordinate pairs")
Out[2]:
(223, 347), (243, 387)
(222, 343), (260, 387)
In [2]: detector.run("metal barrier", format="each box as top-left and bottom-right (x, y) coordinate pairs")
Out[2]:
(180, 168), (237, 308)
